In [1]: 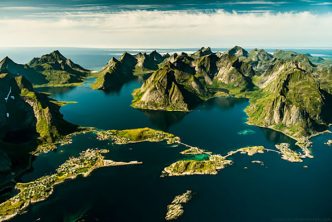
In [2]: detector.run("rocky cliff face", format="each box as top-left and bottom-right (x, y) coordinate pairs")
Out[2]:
(0, 51), (89, 86)
(0, 72), (76, 144)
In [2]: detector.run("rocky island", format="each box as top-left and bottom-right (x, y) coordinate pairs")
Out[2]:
(165, 190), (193, 221)
(0, 149), (142, 221)
(325, 140), (332, 146)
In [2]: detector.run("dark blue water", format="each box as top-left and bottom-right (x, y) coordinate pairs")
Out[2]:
(1, 48), (332, 222)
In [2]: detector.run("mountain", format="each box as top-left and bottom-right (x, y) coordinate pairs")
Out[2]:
(246, 56), (332, 141)
(92, 54), (137, 92)
(132, 62), (204, 111)
(192, 47), (213, 58)
(28, 50), (89, 86)
(0, 72), (76, 144)
(93, 51), (167, 92)
(227, 45), (249, 57)
(132, 46), (255, 111)
(0, 57), (47, 85)
(273, 50), (325, 64)
(131, 46), (332, 142)
(0, 51), (90, 87)
(317, 64), (332, 94)
(135, 50), (165, 74)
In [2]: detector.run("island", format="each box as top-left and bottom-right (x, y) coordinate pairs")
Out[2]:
(163, 144), (307, 177)
(95, 127), (180, 144)
(0, 149), (142, 221)
(325, 140), (332, 146)
(165, 190), (192, 221)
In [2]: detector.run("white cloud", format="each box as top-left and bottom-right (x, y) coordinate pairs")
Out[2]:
(0, 10), (331, 48)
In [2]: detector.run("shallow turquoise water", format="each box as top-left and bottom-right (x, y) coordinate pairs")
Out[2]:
(1, 48), (332, 222)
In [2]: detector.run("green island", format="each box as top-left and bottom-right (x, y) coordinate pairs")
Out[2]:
(165, 190), (193, 221)
(0, 149), (142, 221)
(95, 127), (180, 145)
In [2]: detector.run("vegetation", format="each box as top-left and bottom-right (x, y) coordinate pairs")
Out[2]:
(95, 127), (180, 144)
(163, 154), (232, 176)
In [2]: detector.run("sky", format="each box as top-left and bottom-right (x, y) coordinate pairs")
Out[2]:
(0, 0), (331, 48)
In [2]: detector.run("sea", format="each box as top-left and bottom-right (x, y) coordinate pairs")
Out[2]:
(0, 47), (332, 222)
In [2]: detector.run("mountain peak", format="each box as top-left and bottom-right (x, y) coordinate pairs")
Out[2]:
(0, 57), (17, 71)
(227, 46), (248, 57)
(193, 47), (212, 57)
(119, 52), (137, 66)
(49, 50), (66, 61)
(0, 56), (15, 66)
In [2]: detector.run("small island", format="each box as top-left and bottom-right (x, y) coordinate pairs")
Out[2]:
(275, 143), (303, 162)
(0, 149), (142, 221)
(95, 127), (180, 144)
(162, 144), (309, 177)
(162, 150), (232, 176)
(325, 140), (332, 146)
(165, 190), (192, 221)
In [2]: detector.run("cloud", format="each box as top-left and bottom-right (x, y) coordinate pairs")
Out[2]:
(0, 10), (331, 48)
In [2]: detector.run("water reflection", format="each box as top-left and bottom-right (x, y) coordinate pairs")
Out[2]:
(202, 97), (247, 110)
(36, 86), (76, 96)
(142, 110), (186, 131)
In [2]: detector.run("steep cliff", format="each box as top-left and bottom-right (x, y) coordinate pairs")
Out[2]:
(0, 72), (76, 144)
